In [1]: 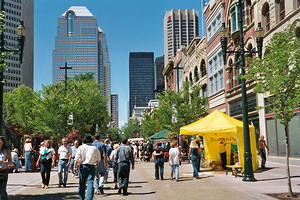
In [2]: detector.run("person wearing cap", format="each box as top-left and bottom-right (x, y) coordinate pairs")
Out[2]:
(11, 148), (21, 173)
(92, 135), (107, 195)
(24, 138), (34, 172)
(74, 135), (100, 200)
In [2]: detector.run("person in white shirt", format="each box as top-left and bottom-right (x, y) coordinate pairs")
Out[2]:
(11, 148), (20, 173)
(23, 138), (34, 172)
(74, 135), (101, 200)
(36, 140), (55, 189)
(169, 141), (181, 182)
(57, 138), (72, 187)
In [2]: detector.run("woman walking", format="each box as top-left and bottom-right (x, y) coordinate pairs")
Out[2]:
(36, 140), (55, 189)
(24, 138), (34, 172)
(110, 143), (119, 189)
(0, 136), (12, 200)
(169, 141), (180, 182)
(188, 140), (200, 179)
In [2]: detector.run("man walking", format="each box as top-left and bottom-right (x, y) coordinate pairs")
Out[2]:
(104, 139), (112, 183)
(92, 135), (107, 195)
(74, 135), (100, 200)
(153, 143), (164, 180)
(115, 138), (134, 196)
(258, 136), (269, 168)
(58, 138), (72, 187)
(70, 140), (79, 177)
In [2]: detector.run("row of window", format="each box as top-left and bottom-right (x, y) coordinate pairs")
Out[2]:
(207, 9), (222, 41)
(4, 8), (21, 17)
(185, 60), (207, 85)
(4, 75), (21, 81)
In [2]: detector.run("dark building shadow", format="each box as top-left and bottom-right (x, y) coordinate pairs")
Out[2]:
(9, 192), (79, 200)
(258, 175), (300, 182)
(254, 167), (278, 174)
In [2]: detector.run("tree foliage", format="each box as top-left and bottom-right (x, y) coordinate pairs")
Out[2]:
(142, 82), (208, 135)
(4, 74), (110, 140)
(243, 24), (299, 197)
(121, 119), (141, 139)
(244, 25), (300, 127)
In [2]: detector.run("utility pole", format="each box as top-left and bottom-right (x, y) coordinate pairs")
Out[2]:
(60, 62), (72, 135)
(60, 62), (72, 92)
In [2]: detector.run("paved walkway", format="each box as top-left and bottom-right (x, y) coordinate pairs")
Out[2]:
(7, 160), (300, 200)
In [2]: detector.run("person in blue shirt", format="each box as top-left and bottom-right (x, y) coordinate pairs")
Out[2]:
(92, 135), (107, 195)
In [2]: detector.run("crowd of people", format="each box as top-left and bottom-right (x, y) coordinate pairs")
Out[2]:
(0, 134), (270, 200)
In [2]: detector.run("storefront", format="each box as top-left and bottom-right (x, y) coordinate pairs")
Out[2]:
(265, 112), (300, 157)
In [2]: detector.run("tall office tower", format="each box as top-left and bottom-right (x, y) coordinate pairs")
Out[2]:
(129, 52), (154, 117)
(52, 6), (111, 112)
(163, 9), (199, 65)
(155, 56), (164, 92)
(111, 94), (118, 128)
(2, 0), (34, 92)
(98, 28), (111, 114)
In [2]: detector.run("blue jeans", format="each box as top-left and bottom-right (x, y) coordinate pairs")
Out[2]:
(58, 159), (69, 185)
(13, 160), (21, 172)
(0, 172), (8, 200)
(79, 165), (95, 200)
(170, 165), (179, 180)
(93, 160), (105, 192)
(25, 151), (32, 171)
(191, 155), (199, 178)
(118, 162), (130, 193)
(155, 158), (164, 180)
(104, 160), (111, 183)
(69, 158), (77, 176)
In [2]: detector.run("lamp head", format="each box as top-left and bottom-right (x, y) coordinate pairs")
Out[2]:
(17, 21), (26, 37)
(255, 22), (264, 38)
(219, 22), (229, 38)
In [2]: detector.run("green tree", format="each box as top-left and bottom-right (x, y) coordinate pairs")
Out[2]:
(107, 127), (121, 142)
(74, 72), (95, 82)
(244, 25), (300, 197)
(4, 85), (39, 134)
(121, 119), (141, 139)
(141, 112), (158, 138)
(153, 82), (208, 133)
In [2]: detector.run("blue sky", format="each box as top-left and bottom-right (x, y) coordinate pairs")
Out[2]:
(34, 0), (203, 128)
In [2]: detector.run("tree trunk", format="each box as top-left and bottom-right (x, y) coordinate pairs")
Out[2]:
(285, 126), (294, 197)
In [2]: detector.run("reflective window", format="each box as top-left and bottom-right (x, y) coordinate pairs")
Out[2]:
(67, 12), (74, 37)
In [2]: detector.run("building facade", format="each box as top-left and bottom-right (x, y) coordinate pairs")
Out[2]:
(204, 0), (227, 114)
(155, 56), (164, 92)
(129, 52), (154, 117)
(182, 37), (207, 97)
(163, 9), (199, 66)
(52, 6), (111, 113)
(111, 94), (118, 128)
(163, 48), (186, 92)
(2, 0), (34, 91)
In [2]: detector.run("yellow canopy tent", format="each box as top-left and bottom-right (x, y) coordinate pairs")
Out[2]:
(180, 109), (258, 171)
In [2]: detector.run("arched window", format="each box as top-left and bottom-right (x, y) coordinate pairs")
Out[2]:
(262, 3), (270, 32)
(202, 84), (207, 98)
(189, 72), (193, 85)
(67, 12), (74, 37)
(200, 60), (207, 77)
(194, 66), (199, 82)
(276, 0), (285, 21)
(186, 76), (188, 83)
(246, 0), (253, 24)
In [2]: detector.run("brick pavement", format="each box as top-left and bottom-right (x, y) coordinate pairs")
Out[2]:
(7, 160), (300, 200)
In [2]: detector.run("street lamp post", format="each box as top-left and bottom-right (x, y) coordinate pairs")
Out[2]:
(0, 0), (26, 135)
(220, 0), (264, 182)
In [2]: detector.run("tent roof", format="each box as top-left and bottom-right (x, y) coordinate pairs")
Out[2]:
(149, 129), (170, 140)
(180, 109), (254, 135)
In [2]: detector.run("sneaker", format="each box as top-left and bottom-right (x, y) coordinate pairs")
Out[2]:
(95, 191), (100, 195)
(118, 186), (123, 194)
(58, 184), (62, 188)
(44, 185), (48, 189)
(63, 184), (66, 188)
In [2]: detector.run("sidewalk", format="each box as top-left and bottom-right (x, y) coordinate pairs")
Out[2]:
(8, 160), (300, 200)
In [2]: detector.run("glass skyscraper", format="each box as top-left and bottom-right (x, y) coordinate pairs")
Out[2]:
(52, 6), (111, 113)
(129, 52), (154, 117)
(2, 0), (34, 92)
